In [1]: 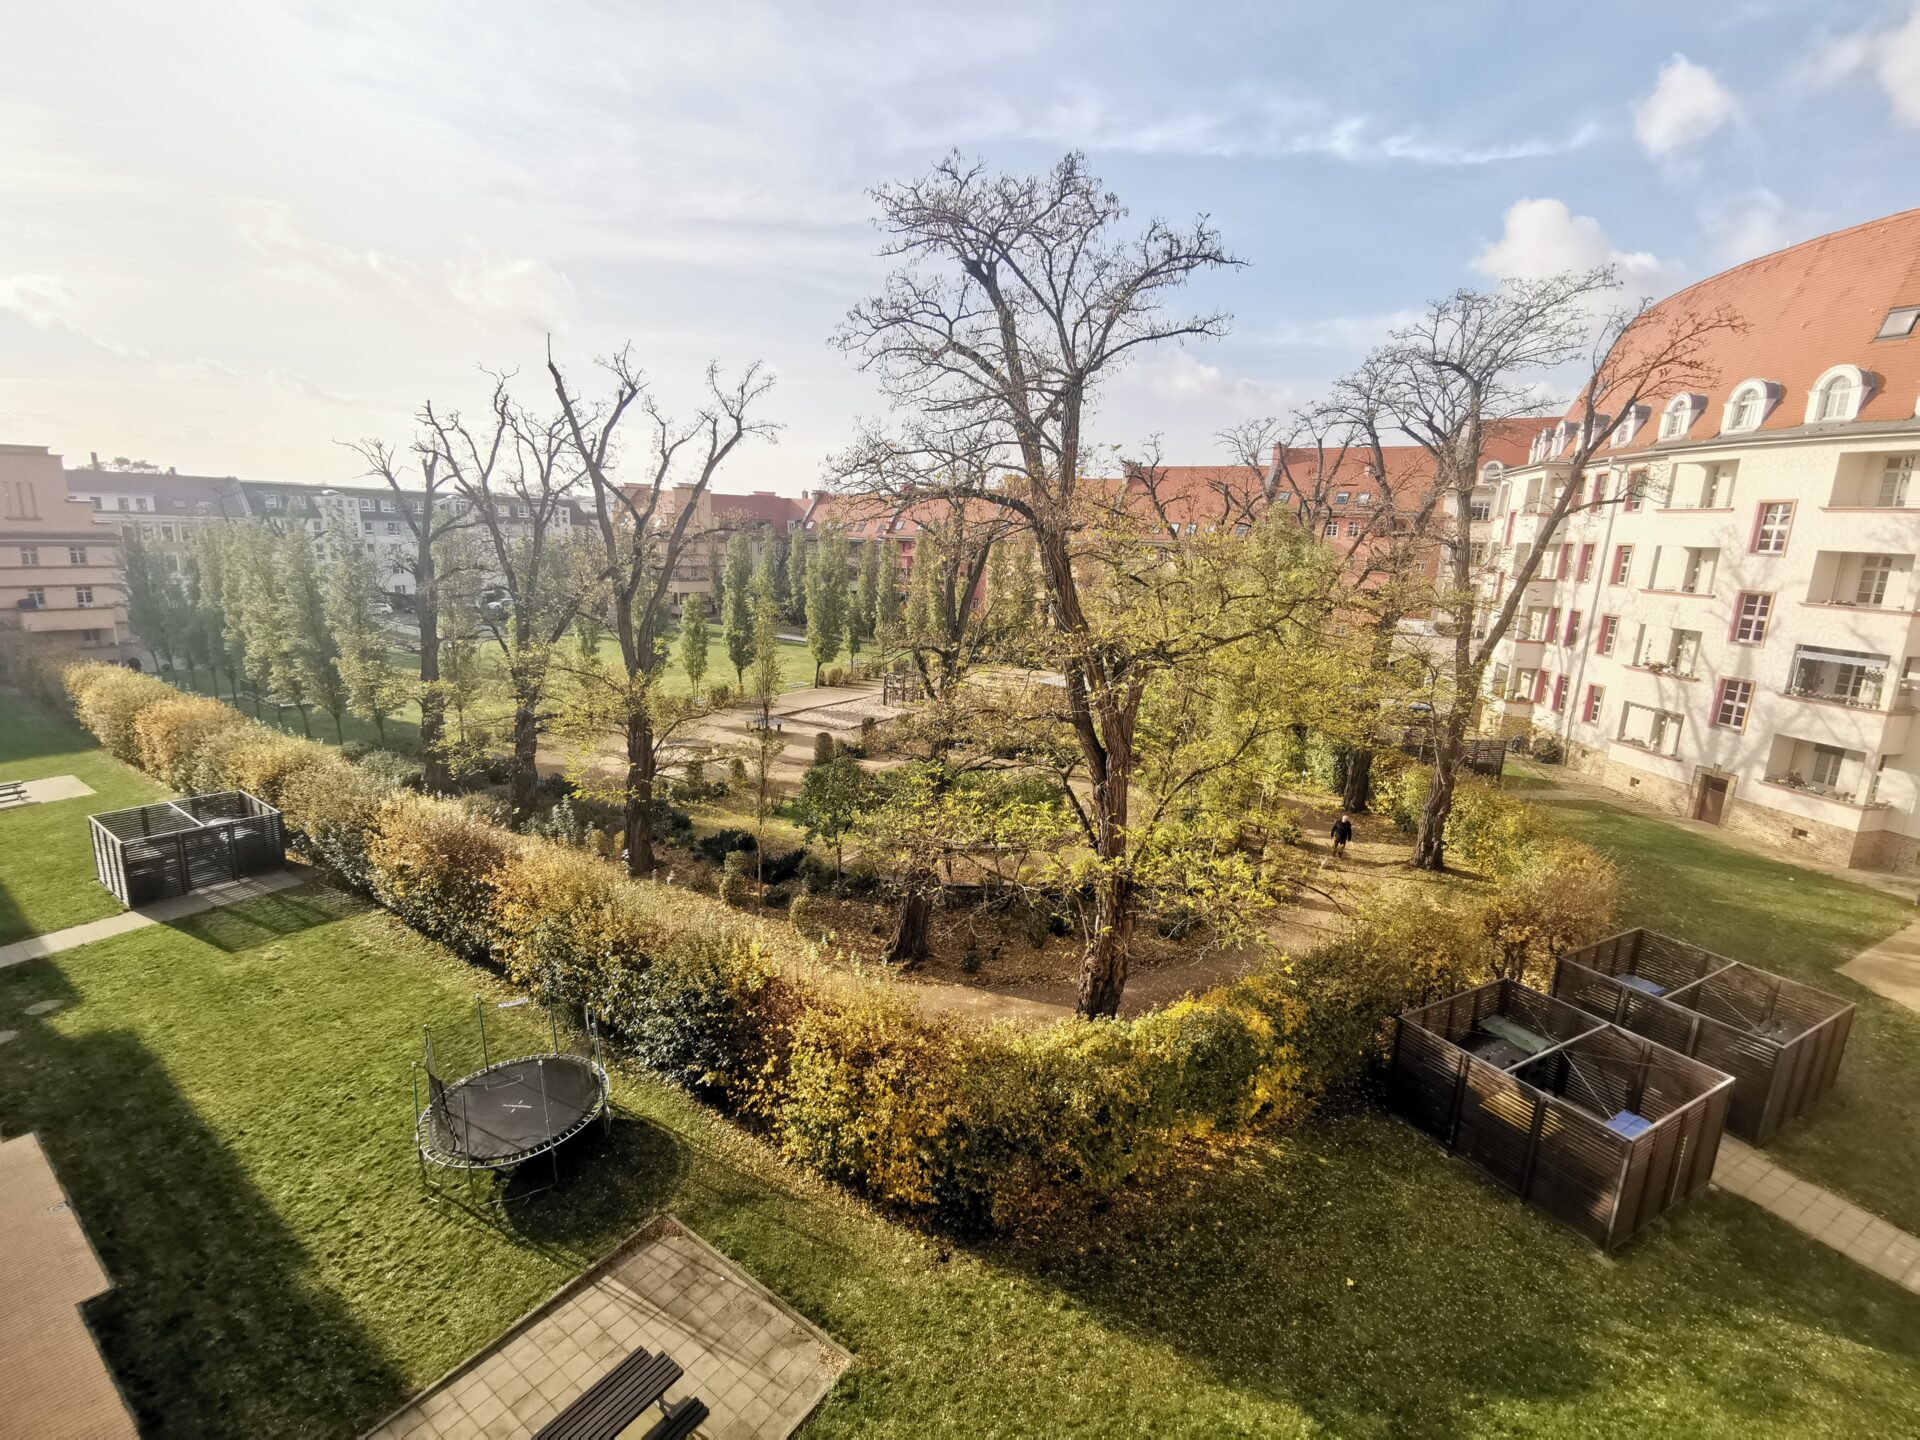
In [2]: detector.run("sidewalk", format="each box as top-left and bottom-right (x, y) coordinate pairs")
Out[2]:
(0, 870), (306, 971)
(1840, 918), (1920, 1013)
(1714, 1137), (1920, 1294)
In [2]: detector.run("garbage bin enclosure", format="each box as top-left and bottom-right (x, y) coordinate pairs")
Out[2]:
(1389, 979), (1734, 1249)
(1552, 929), (1854, 1145)
(88, 792), (285, 907)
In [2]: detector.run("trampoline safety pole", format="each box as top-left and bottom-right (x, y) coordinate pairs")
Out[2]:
(537, 1057), (558, 1186)
(475, 994), (490, 1071)
(410, 1062), (426, 1192)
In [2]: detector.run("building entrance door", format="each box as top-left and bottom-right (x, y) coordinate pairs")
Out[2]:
(1695, 774), (1729, 825)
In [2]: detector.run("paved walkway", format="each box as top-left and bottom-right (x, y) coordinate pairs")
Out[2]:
(1713, 1137), (1920, 1293)
(366, 1215), (848, 1440)
(1839, 917), (1920, 1014)
(0, 774), (96, 808)
(0, 869), (306, 970)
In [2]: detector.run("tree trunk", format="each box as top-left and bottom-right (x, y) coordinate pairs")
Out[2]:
(623, 704), (656, 879)
(1412, 706), (1473, 870)
(1341, 747), (1374, 813)
(509, 697), (539, 825)
(418, 595), (449, 794)
(331, 711), (344, 742)
(882, 887), (933, 967)
(1076, 871), (1133, 1018)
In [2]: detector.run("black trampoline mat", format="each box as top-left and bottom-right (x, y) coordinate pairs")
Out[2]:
(424, 1055), (606, 1165)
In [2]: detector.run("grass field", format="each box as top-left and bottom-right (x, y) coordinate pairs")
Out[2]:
(161, 630), (828, 752)
(1529, 785), (1920, 1234)
(0, 695), (166, 943)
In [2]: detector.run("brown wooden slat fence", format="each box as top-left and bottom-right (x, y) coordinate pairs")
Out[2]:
(88, 792), (285, 908)
(1388, 979), (1733, 1249)
(1551, 929), (1854, 1145)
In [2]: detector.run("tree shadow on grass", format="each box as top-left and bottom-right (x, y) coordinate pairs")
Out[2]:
(0, 961), (409, 1439)
(164, 888), (348, 953)
(984, 1108), (1920, 1437)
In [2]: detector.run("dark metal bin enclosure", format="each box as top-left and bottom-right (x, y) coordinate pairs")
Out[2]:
(1552, 929), (1855, 1145)
(1389, 980), (1734, 1250)
(88, 792), (286, 908)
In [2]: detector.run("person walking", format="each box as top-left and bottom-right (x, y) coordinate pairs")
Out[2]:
(1329, 813), (1354, 858)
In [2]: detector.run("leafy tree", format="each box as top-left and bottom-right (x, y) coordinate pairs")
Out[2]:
(747, 583), (787, 876)
(677, 592), (710, 699)
(122, 531), (183, 675)
(805, 529), (848, 684)
(782, 529), (807, 624)
(853, 539), (882, 655)
(283, 524), (348, 739)
(794, 750), (871, 878)
(722, 533), (755, 684)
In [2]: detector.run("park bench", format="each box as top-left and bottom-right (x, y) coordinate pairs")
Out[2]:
(533, 1347), (704, 1440)
(0, 780), (26, 808)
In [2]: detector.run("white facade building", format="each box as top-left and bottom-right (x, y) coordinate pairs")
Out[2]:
(1473, 209), (1920, 871)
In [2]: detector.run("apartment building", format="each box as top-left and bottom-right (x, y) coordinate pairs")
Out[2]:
(1472, 208), (1920, 871)
(647, 484), (805, 612)
(1, 445), (133, 658)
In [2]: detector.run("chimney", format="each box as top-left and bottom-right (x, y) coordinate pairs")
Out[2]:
(90, 451), (100, 468)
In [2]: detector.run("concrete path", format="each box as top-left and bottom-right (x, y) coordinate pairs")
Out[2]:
(364, 1214), (848, 1440)
(1714, 1137), (1920, 1293)
(1840, 918), (1920, 1013)
(0, 869), (307, 971)
(0, 774), (96, 808)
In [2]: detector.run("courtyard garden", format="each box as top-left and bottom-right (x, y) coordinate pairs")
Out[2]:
(4, 685), (1920, 1435)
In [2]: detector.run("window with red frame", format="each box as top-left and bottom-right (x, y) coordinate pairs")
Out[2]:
(1596, 615), (1618, 655)
(1582, 684), (1604, 723)
(1577, 543), (1594, 581)
(1732, 592), (1773, 643)
(1564, 609), (1582, 646)
(1552, 675), (1568, 711)
(1623, 471), (1648, 512)
(1611, 545), (1634, 584)
(1714, 678), (1753, 730)
(1533, 670), (1549, 702)
(1558, 542), (1573, 579)
(1753, 502), (1794, 554)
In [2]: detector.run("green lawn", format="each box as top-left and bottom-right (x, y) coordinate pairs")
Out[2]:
(5, 701), (1920, 1437)
(0, 695), (167, 943)
(1529, 786), (1920, 1234)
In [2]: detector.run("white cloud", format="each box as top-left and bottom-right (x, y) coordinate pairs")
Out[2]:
(1807, 6), (1920, 127)
(0, 273), (144, 356)
(1633, 55), (1738, 158)
(442, 241), (572, 329)
(1701, 188), (1796, 266)
(1136, 351), (1296, 412)
(1473, 199), (1672, 291)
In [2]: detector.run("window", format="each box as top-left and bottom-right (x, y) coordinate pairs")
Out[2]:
(1564, 610), (1582, 647)
(1557, 543), (1573, 579)
(68, 546), (87, 565)
(1533, 670), (1549, 703)
(1552, 675), (1568, 712)
(1334, 491), (1349, 504)
(1576, 543), (1594, 581)
(1622, 471), (1647, 512)
(75, 585), (94, 607)
(1857, 554), (1896, 607)
(1323, 520), (1337, 537)
(1810, 745), (1845, 790)
(1596, 615), (1619, 655)
(19, 545), (38, 566)
(1732, 593), (1772, 643)
(24, 586), (45, 608)
(1875, 306), (1920, 340)
(1356, 491), (1372, 506)
(1701, 462), (1735, 508)
(1611, 406), (1647, 446)
(1879, 455), (1914, 508)
(516, 504), (531, 519)
(1817, 373), (1855, 421)
(264, 495), (280, 510)
(1715, 678), (1753, 730)
(1752, 502), (1794, 554)
(1659, 394), (1697, 440)
(385, 522), (399, 535)
(379, 499), (394, 513)
(135, 498), (148, 512)
(1583, 685), (1604, 723)
(1611, 545), (1634, 584)
(359, 498), (375, 512)
(1345, 520), (1360, 537)
(1724, 382), (1770, 433)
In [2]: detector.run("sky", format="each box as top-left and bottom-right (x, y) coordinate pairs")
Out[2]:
(4, 1), (1920, 493)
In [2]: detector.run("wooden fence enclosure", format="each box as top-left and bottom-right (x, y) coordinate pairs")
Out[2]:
(89, 792), (285, 908)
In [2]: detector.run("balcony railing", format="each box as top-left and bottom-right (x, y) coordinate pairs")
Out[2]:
(1761, 771), (1891, 810)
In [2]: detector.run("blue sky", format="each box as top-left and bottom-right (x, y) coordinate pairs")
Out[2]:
(3, 1), (1918, 489)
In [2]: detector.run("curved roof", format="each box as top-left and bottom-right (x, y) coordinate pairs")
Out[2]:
(1589, 208), (1920, 453)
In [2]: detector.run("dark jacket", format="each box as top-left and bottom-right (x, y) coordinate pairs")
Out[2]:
(1330, 819), (1354, 844)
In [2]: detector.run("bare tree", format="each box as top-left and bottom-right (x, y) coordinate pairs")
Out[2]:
(1373, 272), (1743, 868)
(427, 380), (598, 825)
(547, 347), (777, 877)
(833, 152), (1244, 1016)
(343, 429), (477, 793)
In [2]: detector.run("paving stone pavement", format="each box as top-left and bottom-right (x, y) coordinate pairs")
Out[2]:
(0, 869), (305, 970)
(364, 1215), (849, 1439)
(1714, 1136), (1920, 1293)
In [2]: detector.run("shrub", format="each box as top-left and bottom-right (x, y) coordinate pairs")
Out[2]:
(718, 849), (758, 907)
(603, 927), (787, 1099)
(1480, 839), (1619, 983)
(491, 844), (672, 999)
(282, 755), (393, 890)
(366, 793), (519, 959)
(185, 722), (315, 802)
(812, 731), (836, 765)
(1444, 779), (1539, 876)
(66, 663), (175, 764)
(695, 828), (757, 864)
(133, 694), (249, 788)
(790, 889), (828, 939)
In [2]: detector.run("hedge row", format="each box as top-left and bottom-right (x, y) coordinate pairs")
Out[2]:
(58, 662), (1315, 1232)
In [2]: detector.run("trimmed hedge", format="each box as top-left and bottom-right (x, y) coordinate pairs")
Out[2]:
(56, 662), (1317, 1232)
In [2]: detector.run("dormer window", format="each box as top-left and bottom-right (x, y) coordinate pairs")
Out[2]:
(1722, 380), (1779, 434)
(1659, 394), (1702, 441)
(1806, 364), (1874, 424)
(1610, 404), (1647, 447)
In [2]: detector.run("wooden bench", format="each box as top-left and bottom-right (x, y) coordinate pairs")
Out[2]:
(642, 1397), (709, 1439)
(533, 1348), (684, 1440)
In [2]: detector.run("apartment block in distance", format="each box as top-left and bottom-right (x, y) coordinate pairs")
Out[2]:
(1472, 209), (1920, 871)
(0, 443), (132, 659)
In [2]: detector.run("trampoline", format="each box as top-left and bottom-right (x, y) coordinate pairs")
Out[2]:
(413, 995), (610, 1183)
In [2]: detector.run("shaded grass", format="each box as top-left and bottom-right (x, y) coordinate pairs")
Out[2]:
(1533, 789), (1920, 1232)
(0, 695), (167, 943)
